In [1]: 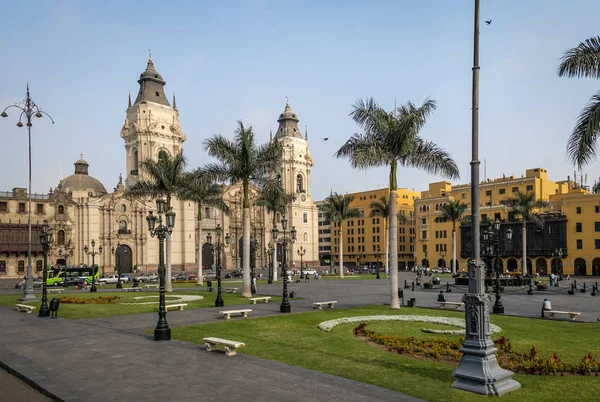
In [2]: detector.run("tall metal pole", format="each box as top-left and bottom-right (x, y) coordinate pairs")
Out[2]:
(452, 1), (520, 395)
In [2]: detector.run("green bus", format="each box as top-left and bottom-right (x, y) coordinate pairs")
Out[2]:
(47, 266), (100, 286)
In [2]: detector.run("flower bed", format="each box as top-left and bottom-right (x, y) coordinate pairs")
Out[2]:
(120, 294), (204, 305)
(59, 296), (120, 304)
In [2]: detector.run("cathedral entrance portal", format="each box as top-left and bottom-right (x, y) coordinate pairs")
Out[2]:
(116, 245), (133, 273)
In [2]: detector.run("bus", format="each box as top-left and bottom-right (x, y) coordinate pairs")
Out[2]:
(47, 266), (100, 286)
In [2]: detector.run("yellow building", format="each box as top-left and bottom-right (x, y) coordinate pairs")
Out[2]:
(331, 187), (420, 269)
(415, 168), (599, 276)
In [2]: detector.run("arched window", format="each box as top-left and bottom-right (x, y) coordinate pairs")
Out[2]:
(18, 261), (25, 273)
(121, 205), (126, 212)
(133, 149), (139, 171)
(57, 230), (65, 246)
(119, 220), (128, 234)
(58, 205), (65, 214)
(36, 260), (43, 272)
(303, 232), (308, 242)
(296, 174), (303, 193)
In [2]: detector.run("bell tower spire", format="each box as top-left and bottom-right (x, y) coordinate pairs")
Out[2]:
(134, 52), (171, 107)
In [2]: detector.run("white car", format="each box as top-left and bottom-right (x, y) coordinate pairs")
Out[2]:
(99, 274), (130, 284)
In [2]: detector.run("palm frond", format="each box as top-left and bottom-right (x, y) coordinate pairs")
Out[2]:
(566, 91), (600, 168)
(335, 132), (389, 169)
(557, 36), (600, 79)
(404, 138), (460, 179)
(439, 200), (468, 225)
(369, 196), (389, 218)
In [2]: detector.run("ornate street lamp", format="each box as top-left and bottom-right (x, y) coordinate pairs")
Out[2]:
(2, 85), (54, 302)
(374, 247), (381, 279)
(146, 198), (176, 341)
(297, 246), (306, 279)
(83, 240), (102, 293)
(267, 243), (275, 284)
(111, 244), (123, 289)
(207, 224), (229, 307)
(272, 217), (296, 313)
(38, 220), (53, 317)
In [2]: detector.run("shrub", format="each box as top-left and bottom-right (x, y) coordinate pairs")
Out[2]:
(59, 296), (120, 304)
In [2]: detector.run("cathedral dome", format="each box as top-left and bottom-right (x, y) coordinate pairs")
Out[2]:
(59, 157), (107, 195)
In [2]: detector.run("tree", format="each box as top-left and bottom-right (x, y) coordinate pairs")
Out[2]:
(317, 193), (363, 278)
(439, 200), (468, 275)
(255, 182), (296, 282)
(336, 97), (459, 308)
(125, 151), (187, 292)
(558, 36), (600, 168)
(504, 191), (550, 276)
(204, 121), (282, 297)
(369, 196), (390, 277)
(178, 169), (230, 285)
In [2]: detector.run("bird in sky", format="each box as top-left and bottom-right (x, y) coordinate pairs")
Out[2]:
(324, 138), (329, 141)
(485, 20), (492, 25)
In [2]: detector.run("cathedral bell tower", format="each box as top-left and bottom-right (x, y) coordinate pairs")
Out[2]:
(120, 54), (186, 187)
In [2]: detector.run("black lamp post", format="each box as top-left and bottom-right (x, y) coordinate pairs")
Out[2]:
(2, 85), (54, 303)
(146, 198), (176, 341)
(482, 219), (512, 314)
(272, 218), (296, 313)
(250, 232), (258, 294)
(207, 224), (229, 307)
(267, 243), (274, 284)
(374, 247), (381, 279)
(84, 240), (102, 293)
(297, 246), (306, 279)
(111, 244), (123, 289)
(38, 220), (53, 317)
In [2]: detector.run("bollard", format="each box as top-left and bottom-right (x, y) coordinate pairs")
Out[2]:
(527, 283), (533, 295)
(411, 282), (415, 292)
(568, 283), (575, 295)
(446, 282), (451, 293)
(581, 283), (587, 293)
(437, 290), (446, 302)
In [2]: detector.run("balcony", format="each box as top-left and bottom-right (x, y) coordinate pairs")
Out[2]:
(118, 229), (132, 235)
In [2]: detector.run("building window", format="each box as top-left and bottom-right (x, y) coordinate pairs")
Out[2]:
(596, 239), (600, 249)
(296, 174), (304, 193)
(0, 201), (7, 212)
(204, 207), (211, 219)
(485, 190), (491, 196)
(422, 230), (427, 240)
(58, 205), (65, 214)
(512, 187), (519, 193)
(119, 220), (128, 234)
(57, 230), (65, 246)
(526, 185), (533, 191)
(36, 260), (43, 273)
(18, 203), (26, 213)
(303, 232), (308, 242)
(121, 205), (127, 212)
(595, 222), (600, 232)
(576, 207), (581, 214)
(18, 261), (25, 273)
(576, 239), (583, 249)
(576, 222), (582, 232)
(36, 203), (44, 214)
(596, 206), (600, 213)
(499, 189), (505, 194)
(303, 212), (308, 224)
(0, 261), (5, 273)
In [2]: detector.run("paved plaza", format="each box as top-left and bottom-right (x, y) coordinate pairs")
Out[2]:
(1, 272), (599, 401)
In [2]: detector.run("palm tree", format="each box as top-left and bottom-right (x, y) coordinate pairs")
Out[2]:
(558, 36), (600, 168)
(336, 98), (459, 308)
(178, 169), (230, 285)
(504, 191), (550, 276)
(318, 193), (363, 278)
(204, 121), (282, 297)
(255, 182), (296, 282)
(369, 196), (390, 277)
(125, 151), (187, 292)
(439, 200), (468, 275)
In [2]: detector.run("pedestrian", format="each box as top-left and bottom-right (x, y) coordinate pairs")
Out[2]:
(541, 298), (552, 318)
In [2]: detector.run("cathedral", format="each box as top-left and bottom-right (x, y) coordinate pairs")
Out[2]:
(0, 57), (319, 278)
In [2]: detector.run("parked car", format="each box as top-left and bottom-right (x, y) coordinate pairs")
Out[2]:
(119, 274), (131, 283)
(224, 271), (243, 279)
(136, 274), (158, 283)
(55, 277), (85, 287)
(99, 274), (130, 284)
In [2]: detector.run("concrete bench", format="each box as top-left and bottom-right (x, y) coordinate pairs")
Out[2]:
(47, 288), (64, 294)
(225, 288), (238, 293)
(220, 309), (252, 319)
(203, 337), (245, 357)
(249, 296), (271, 304)
(548, 310), (581, 320)
(145, 284), (159, 289)
(313, 301), (337, 310)
(438, 302), (464, 310)
(165, 303), (188, 311)
(124, 287), (142, 292)
(15, 304), (36, 314)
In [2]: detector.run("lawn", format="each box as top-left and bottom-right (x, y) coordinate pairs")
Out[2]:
(171, 305), (600, 402)
(0, 290), (279, 319)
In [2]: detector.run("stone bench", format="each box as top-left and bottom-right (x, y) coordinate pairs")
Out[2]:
(225, 288), (238, 293)
(165, 303), (188, 311)
(15, 304), (36, 314)
(219, 309), (252, 319)
(249, 296), (271, 304)
(313, 301), (337, 310)
(548, 310), (581, 320)
(47, 288), (64, 294)
(438, 302), (464, 310)
(124, 287), (142, 292)
(203, 337), (245, 356)
(145, 284), (159, 289)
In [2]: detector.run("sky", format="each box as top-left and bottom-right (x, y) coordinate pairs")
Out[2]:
(1, 0), (599, 201)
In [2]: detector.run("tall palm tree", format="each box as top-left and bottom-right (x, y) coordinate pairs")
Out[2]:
(125, 151), (187, 292)
(178, 169), (230, 285)
(255, 182), (296, 282)
(439, 200), (468, 275)
(318, 193), (363, 278)
(504, 191), (550, 276)
(204, 121), (282, 297)
(336, 97), (459, 308)
(369, 195), (390, 277)
(558, 36), (600, 168)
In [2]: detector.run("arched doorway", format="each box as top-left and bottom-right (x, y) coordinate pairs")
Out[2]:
(551, 258), (563, 276)
(574, 258), (587, 276)
(202, 243), (214, 270)
(437, 258), (446, 268)
(421, 258), (429, 268)
(535, 258), (547, 275)
(115, 244), (133, 273)
(507, 258), (518, 273)
(592, 258), (600, 276)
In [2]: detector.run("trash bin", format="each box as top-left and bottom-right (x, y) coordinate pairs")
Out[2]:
(397, 289), (404, 304)
(407, 298), (416, 307)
